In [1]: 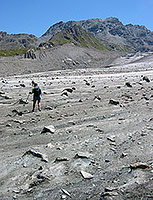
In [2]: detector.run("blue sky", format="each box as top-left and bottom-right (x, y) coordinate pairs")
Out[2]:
(0, 0), (153, 37)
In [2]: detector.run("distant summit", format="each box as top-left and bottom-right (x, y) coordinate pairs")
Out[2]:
(39, 25), (110, 50)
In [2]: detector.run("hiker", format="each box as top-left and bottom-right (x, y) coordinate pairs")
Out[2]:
(32, 80), (35, 86)
(29, 82), (41, 112)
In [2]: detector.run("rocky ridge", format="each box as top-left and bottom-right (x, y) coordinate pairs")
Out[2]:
(40, 17), (153, 52)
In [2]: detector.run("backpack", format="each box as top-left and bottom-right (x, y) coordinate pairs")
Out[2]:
(34, 87), (41, 96)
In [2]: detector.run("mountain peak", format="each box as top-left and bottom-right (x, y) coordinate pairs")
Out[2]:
(43, 24), (109, 50)
(40, 17), (153, 52)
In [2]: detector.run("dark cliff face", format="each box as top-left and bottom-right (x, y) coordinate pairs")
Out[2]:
(41, 17), (153, 52)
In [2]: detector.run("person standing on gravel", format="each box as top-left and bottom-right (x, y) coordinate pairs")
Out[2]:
(29, 82), (42, 112)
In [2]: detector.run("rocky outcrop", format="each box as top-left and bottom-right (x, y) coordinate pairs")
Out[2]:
(24, 49), (36, 59)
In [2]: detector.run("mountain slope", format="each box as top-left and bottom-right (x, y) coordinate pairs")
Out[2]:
(40, 25), (110, 50)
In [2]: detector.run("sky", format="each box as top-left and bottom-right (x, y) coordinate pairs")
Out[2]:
(0, 0), (153, 37)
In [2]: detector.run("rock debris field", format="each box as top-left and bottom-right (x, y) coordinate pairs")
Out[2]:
(0, 55), (153, 200)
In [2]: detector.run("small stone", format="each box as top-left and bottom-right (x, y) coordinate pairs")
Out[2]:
(61, 188), (71, 197)
(46, 143), (54, 148)
(143, 76), (150, 82)
(6, 123), (12, 127)
(13, 189), (20, 194)
(95, 128), (104, 134)
(19, 98), (28, 104)
(101, 191), (118, 197)
(107, 135), (116, 142)
(23, 163), (27, 168)
(125, 82), (132, 87)
(55, 157), (69, 162)
(120, 153), (127, 158)
(14, 119), (24, 124)
(105, 187), (117, 192)
(61, 194), (67, 199)
(45, 106), (53, 110)
(109, 99), (119, 105)
(75, 152), (91, 159)
(41, 125), (55, 134)
(20, 83), (26, 87)
(80, 171), (94, 179)
(94, 95), (101, 102)
(23, 149), (48, 162)
(63, 88), (73, 93)
(68, 121), (75, 125)
(86, 82), (90, 86)
(110, 148), (116, 151)
(29, 133), (33, 137)
(61, 92), (68, 97)
(130, 162), (151, 170)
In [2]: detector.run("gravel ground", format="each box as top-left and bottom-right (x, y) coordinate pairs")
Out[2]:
(0, 51), (153, 200)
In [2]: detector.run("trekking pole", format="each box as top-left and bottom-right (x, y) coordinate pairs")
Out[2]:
(26, 93), (30, 103)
